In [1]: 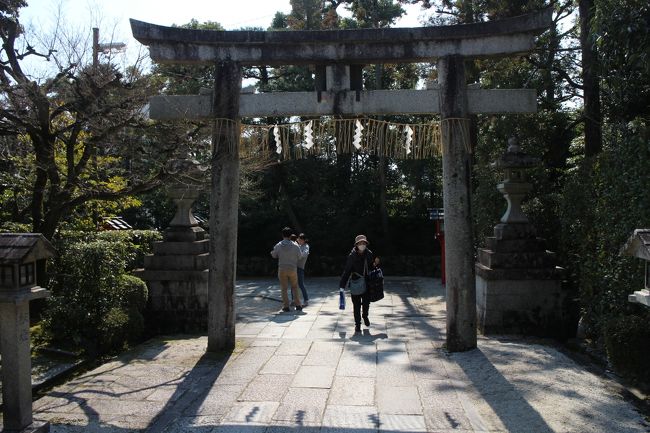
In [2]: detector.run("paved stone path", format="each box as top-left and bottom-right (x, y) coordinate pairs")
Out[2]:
(22, 277), (649, 432)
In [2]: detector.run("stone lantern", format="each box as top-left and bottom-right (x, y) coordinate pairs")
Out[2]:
(135, 150), (211, 333)
(621, 229), (650, 307)
(475, 138), (565, 336)
(0, 233), (55, 433)
(162, 154), (208, 242)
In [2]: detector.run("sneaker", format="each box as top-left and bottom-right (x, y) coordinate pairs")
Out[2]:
(363, 317), (370, 327)
(354, 324), (361, 333)
(296, 305), (303, 311)
(282, 307), (290, 312)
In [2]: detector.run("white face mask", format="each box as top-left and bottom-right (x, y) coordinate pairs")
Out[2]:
(357, 244), (367, 252)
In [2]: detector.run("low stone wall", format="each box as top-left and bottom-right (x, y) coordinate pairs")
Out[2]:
(237, 255), (441, 278)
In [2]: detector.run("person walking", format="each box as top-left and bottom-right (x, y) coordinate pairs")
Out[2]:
(339, 234), (375, 333)
(271, 227), (303, 312)
(296, 233), (310, 306)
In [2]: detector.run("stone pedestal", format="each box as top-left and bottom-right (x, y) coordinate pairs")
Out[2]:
(621, 229), (650, 308)
(0, 289), (51, 433)
(476, 224), (565, 336)
(135, 185), (209, 333)
(476, 139), (565, 337)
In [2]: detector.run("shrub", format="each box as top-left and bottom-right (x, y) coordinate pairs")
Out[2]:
(95, 229), (161, 269)
(0, 222), (32, 233)
(41, 235), (151, 356)
(604, 314), (650, 382)
(558, 119), (650, 340)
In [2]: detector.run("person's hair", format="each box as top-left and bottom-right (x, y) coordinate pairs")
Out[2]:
(298, 233), (308, 242)
(282, 227), (293, 238)
(290, 234), (297, 241)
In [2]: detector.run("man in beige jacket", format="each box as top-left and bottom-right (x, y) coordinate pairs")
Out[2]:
(271, 227), (303, 311)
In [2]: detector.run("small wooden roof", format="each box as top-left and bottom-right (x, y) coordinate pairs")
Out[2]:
(0, 233), (56, 264)
(101, 216), (133, 230)
(621, 229), (650, 261)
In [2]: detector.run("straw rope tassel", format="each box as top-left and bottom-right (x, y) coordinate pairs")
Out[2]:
(231, 118), (442, 160)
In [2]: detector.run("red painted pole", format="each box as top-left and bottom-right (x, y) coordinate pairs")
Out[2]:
(439, 233), (446, 285)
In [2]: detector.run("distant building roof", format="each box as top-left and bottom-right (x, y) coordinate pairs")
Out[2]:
(621, 229), (650, 261)
(101, 216), (133, 231)
(0, 233), (56, 264)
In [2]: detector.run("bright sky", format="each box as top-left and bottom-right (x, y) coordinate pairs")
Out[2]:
(21, 0), (429, 69)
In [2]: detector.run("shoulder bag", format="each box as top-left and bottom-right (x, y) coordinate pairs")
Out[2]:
(348, 258), (368, 295)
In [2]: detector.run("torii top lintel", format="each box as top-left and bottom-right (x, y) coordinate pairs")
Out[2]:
(130, 8), (551, 66)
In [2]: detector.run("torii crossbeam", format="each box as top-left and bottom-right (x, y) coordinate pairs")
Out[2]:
(131, 8), (552, 353)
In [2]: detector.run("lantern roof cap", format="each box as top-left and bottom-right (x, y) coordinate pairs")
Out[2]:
(492, 137), (540, 169)
(0, 233), (56, 264)
(621, 229), (650, 260)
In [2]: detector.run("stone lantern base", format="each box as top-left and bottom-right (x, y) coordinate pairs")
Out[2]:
(134, 184), (209, 334)
(475, 223), (566, 337)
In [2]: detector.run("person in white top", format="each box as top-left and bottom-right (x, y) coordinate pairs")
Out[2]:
(296, 233), (310, 306)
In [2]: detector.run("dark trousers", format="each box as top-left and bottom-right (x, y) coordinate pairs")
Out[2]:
(351, 293), (370, 326)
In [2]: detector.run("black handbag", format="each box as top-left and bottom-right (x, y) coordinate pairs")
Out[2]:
(365, 266), (384, 302)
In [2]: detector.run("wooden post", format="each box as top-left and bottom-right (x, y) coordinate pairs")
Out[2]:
(207, 60), (241, 352)
(438, 55), (477, 352)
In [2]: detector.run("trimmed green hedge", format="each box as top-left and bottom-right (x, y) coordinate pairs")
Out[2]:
(41, 230), (159, 356)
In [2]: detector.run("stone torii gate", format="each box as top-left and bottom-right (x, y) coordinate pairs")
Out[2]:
(131, 8), (551, 353)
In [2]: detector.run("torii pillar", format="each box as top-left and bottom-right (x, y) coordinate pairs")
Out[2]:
(207, 61), (241, 351)
(130, 8), (552, 352)
(438, 56), (476, 350)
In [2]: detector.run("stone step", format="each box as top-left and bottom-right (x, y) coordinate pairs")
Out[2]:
(493, 222), (537, 240)
(475, 262), (564, 280)
(152, 239), (210, 255)
(133, 269), (209, 282)
(144, 253), (209, 270)
(163, 226), (206, 242)
(486, 237), (547, 253)
(477, 248), (556, 269)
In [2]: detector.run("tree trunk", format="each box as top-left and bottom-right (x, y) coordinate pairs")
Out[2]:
(207, 60), (242, 353)
(579, 0), (602, 157)
(30, 135), (51, 234)
(438, 55), (477, 353)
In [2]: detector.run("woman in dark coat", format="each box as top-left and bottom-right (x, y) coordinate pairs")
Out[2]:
(339, 234), (376, 333)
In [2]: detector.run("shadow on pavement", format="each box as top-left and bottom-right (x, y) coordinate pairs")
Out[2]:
(345, 329), (389, 344)
(398, 282), (556, 433)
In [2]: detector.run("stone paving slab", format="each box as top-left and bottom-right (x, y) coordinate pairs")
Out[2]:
(238, 374), (292, 402)
(329, 376), (375, 406)
(376, 385), (423, 415)
(17, 277), (650, 433)
(291, 365), (335, 388)
(273, 387), (329, 424)
(321, 405), (379, 429)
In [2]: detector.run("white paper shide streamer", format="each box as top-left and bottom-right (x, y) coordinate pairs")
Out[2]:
(273, 125), (282, 155)
(405, 125), (413, 155)
(303, 120), (314, 149)
(353, 119), (364, 150)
